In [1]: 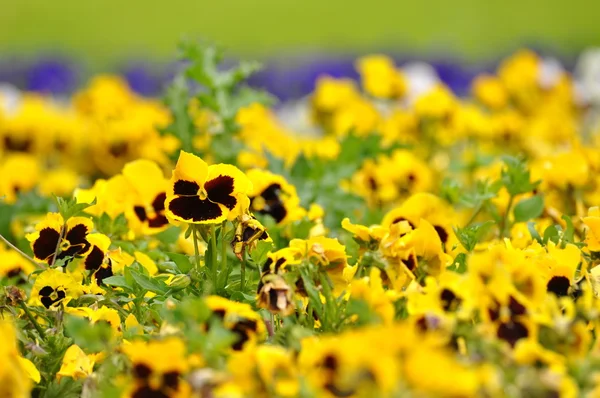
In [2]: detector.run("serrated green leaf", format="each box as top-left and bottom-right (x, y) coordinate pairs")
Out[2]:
(130, 270), (168, 294)
(453, 220), (495, 252)
(501, 156), (539, 196)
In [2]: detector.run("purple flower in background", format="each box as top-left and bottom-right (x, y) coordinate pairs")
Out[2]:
(248, 54), (359, 101)
(430, 60), (479, 96)
(0, 50), (575, 101)
(26, 57), (78, 95)
(122, 63), (165, 97)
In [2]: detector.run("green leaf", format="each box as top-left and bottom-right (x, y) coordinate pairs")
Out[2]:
(527, 221), (543, 244)
(452, 253), (468, 274)
(167, 252), (193, 274)
(229, 291), (256, 304)
(43, 377), (82, 398)
(204, 237), (214, 270)
(64, 315), (112, 352)
(55, 195), (96, 220)
(500, 156), (539, 196)
(102, 276), (130, 289)
(155, 226), (180, 245)
(453, 220), (495, 252)
(299, 269), (324, 320)
(439, 178), (462, 205)
(543, 224), (561, 245)
(513, 195), (544, 223)
(250, 240), (273, 266)
(561, 215), (575, 245)
(130, 270), (168, 294)
(459, 179), (501, 208)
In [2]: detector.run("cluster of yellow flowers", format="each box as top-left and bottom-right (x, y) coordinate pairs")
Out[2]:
(0, 76), (176, 202)
(3, 48), (600, 398)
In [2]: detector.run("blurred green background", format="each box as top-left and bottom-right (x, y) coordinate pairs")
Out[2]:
(1, 0), (599, 66)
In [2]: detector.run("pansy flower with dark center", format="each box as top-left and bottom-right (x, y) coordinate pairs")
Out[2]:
(246, 169), (305, 225)
(290, 236), (352, 296)
(496, 319), (530, 347)
(165, 151), (251, 225)
(81, 233), (114, 285)
(29, 268), (83, 310)
(27, 213), (94, 266)
(122, 338), (190, 398)
(257, 248), (302, 293)
(545, 242), (581, 298)
(122, 159), (170, 236)
(205, 295), (267, 351)
(0, 153), (41, 204)
(381, 192), (460, 254)
(0, 245), (36, 283)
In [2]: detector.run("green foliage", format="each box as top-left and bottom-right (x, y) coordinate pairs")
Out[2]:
(167, 252), (194, 273)
(64, 316), (112, 353)
(459, 179), (502, 208)
(94, 213), (128, 238)
(454, 221), (495, 252)
(500, 156), (539, 196)
(164, 40), (276, 163)
(55, 196), (96, 221)
(513, 195), (545, 223)
(250, 240), (274, 267)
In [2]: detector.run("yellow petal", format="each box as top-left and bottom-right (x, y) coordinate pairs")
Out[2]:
(18, 357), (41, 383)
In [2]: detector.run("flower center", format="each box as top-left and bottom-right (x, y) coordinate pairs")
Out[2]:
(60, 240), (70, 251)
(198, 188), (208, 200)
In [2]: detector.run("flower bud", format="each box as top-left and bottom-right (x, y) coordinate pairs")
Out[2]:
(168, 274), (191, 290)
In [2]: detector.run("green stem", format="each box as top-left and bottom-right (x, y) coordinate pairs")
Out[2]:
(0, 233), (41, 269)
(240, 249), (247, 293)
(465, 204), (483, 226)
(19, 302), (45, 340)
(191, 225), (202, 273)
(220, 222), (228, 290)
(51, 223), (67, 267)
(210, 224), (218, 291)
(500, 195), (515, 238)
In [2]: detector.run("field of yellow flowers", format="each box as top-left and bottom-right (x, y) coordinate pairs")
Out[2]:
(3, 43), (600, 397)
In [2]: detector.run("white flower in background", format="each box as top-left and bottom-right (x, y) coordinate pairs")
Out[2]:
(0, 84), (22, 115)
(538, 57), (565, 90)
(401, 62), (440, 105)
(275, 99), (320, 137)
(574, 48), (600, 106)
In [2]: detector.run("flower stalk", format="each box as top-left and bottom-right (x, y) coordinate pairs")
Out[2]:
(19, 301), (46, 340)
(192, 225), (202, 273)
(210, 224), (218, 290)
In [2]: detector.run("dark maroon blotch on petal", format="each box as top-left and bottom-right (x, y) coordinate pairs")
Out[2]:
(173, 180), (199, 196)
(168, 196), (223, 222)
(152, 192), (167, 212)
(206, 175), (237, 210)
(33, 228), (61, 262)
(134, 206), (148, 222)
